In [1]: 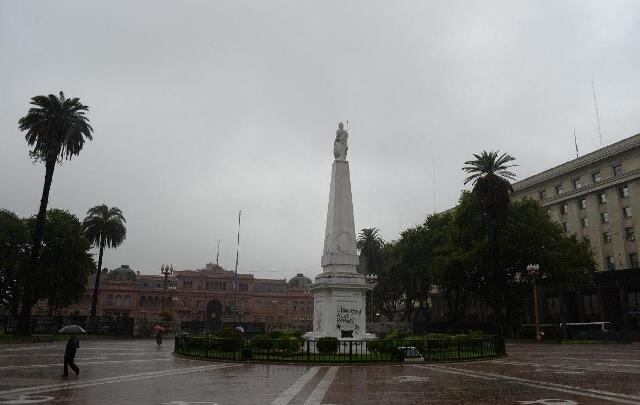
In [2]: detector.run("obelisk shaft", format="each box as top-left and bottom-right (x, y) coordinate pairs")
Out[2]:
(321, 160), (359, 272)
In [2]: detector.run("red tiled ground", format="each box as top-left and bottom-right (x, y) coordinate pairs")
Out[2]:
(1, 340), (639, 404)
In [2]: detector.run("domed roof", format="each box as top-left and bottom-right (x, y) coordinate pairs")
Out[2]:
(107, 265), (137, 281)
(287, 273), (312, 288)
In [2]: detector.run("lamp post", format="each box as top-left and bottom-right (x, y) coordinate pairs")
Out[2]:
(160, 264), (174, 316)
(527, 264), (542, 341)
(366, 274), (378, 323)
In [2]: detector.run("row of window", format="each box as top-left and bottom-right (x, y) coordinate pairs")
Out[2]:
(582, 227), (636, 245)
(604, 253), (639, 270)
(181, 279), (249, 292)
(548, 291), (640, 314)
(561, 207), (633, 232)
(538, 164), (625, 200)
(556, 185), (631, 214)
(105, 295), (133, 307)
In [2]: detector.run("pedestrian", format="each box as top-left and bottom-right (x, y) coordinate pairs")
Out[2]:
(62, 335), (80, 377)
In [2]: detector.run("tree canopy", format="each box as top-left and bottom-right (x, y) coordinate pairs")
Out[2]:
(0, 209), (94, 315)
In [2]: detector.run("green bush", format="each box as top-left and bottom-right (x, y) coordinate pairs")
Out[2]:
(215, 328), (243, 352)
(317, 337), (339, 354)
(250, 335), (301, 356)
(250, 335), (273, 351)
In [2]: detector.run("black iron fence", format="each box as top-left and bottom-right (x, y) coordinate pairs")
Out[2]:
(179, 321), (266, 336)
(1, 315), (134, 335)
(174, 335), (505, 363)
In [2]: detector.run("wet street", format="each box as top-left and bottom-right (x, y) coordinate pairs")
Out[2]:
(0, 340), (639, 404)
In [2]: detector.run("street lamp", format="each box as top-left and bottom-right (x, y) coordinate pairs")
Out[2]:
(160, 264), (174, 316)
(527, 264), (542, 341)
(366, 274), (378, 323)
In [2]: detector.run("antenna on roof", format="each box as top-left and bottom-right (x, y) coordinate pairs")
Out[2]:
(591, 78), (603, 146)
(573, 129), (579, 158)
(432, 156), (437, 214)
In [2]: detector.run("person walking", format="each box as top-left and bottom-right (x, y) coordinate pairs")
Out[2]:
(62, 335), (80, 377)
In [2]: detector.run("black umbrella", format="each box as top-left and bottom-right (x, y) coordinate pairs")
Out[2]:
(58, 325), (86, 334)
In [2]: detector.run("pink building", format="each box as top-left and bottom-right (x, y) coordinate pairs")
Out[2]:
(61, 263), (314, 331)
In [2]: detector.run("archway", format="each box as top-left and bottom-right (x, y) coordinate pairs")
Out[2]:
(205, 299), (223, 332)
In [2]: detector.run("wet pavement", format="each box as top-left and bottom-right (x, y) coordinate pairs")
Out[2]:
(1, 340), (639, 404)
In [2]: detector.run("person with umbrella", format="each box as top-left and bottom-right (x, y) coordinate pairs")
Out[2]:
(59, 325), (85, 377)
(154, 324), (165, 345)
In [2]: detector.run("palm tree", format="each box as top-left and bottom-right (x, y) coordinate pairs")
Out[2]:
(462, 150), (516, 335)
(83, 205), (127, 317)
(462, 151), (516, 219)
(356, 228), (385, 275)
(17, 92), (93, 334)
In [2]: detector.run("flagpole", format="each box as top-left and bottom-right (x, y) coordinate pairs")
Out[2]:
(216, 239), (220, 266)
(233, 210), (241, 324)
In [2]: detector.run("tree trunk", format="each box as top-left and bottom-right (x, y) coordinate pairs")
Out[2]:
(90, 242), (105, 317)
(17, 158), (56, 335)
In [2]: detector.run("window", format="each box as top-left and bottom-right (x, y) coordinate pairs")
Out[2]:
(624, 206), (633, 218)
(561, 203), (568, 214)
(630, 253), (639, 269)
(182, 280), (193, 289)
(579, 198), (587, 209)
(572, 177), (582, 190)
(599, 192), (607, 204)
(629, 292), (640, 311)
(583, 236), (591, 246)
(106, 295), (114, 305)
(613, 164), (623, 177)
(626, 227), (635, 241)
(592, 172), (601, 183)
(538, 190), (546, 201)
(606, 256), (615, 271)
(583, 294), (599, 315)
(555, 184), (563, 196)
(562, 222), (569, 232)
(620, 184), (630, 198)
(600, 212), (609, 223)
(581, 217), (589, 228)
(239, 283), (248, 292)
(206, 280), (226, 290)
(603, 232), (612, 243)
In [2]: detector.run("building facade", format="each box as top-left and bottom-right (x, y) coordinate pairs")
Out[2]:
(511, 133), (640, 330)
(511, 133), (640, 272)
(55, 263), (314, 331)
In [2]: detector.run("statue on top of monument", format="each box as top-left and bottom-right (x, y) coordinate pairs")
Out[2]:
(333, 122), (348, 161)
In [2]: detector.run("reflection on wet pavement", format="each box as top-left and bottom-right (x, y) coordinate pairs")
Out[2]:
(1, 340), (639, 404)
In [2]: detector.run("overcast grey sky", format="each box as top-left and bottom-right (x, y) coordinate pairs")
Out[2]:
(1, 1), (639, 280)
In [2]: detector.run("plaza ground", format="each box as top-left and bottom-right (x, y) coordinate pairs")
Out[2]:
(0, 340), (639, 404)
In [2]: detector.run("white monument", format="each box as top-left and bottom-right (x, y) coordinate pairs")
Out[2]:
(304, 122), (374, 340)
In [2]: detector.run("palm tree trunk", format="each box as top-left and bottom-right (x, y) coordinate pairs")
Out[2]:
(90, 242), (105, 317)
(17, 158), (56, 335)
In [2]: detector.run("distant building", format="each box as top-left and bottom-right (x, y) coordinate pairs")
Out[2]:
(54, 263), (314, 331)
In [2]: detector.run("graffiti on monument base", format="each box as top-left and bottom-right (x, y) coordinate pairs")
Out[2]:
(336, 303), (362, 336)
(314, 300), (323, 333)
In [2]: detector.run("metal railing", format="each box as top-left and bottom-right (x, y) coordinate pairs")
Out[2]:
(174, 335), (505, 363)
(1, 315), (134, 335)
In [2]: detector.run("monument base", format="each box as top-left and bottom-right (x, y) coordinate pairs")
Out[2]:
(305, 271), (375, 340)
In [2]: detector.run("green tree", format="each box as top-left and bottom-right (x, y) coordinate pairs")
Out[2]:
(498, 198), (595, 333)
(17, 92), (93, 334)
(374, 243), (403, 320)
(462, 151), (517, 334)
(83, 205), (127, 317)
(28, 209), (94, 313)
(0, 210), (29, 316)
(356, 228), (385, 275)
